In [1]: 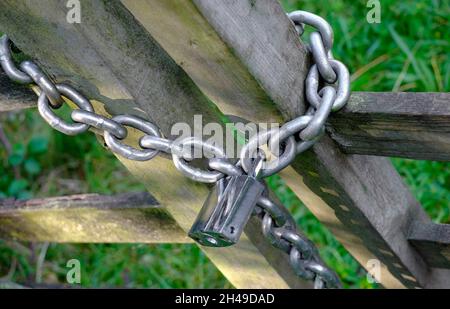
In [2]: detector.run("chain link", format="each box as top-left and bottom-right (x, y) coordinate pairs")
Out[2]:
(306, 59), (351, 111)
(37, 83), (94, 135)
(256, 196), (341, 288)
(240, 10), (350, 178)
(0, 35), (33, 84)
(240, 128), (297, 177)
(20, 61), (64, 108)
(104, 115), (162, 161)
(0, 8), (349, 289)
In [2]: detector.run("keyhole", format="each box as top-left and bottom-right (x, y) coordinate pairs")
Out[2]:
(230, 226), (235, 234)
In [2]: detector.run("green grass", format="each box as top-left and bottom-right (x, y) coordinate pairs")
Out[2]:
(0, 0), (449, 289)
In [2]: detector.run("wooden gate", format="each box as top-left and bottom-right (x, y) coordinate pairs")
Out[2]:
(0, 0), (449, 288)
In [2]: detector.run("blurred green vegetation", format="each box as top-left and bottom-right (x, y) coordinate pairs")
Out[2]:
(0, 0), (448, 288)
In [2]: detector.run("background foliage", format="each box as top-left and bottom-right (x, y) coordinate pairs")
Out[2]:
(0, 0), (448, 288)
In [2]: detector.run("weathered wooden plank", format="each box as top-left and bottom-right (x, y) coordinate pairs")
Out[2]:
(196, 0), (450, 287)
(0, 70), (35, 111)
(120, 0), (303, 124)
(0, 0), (311, 289)
(408, 221), (450, 269)
(329, 92), (450, 161)
(182, 0), (450, 288)
(5, 84), (449, 163)
(0, 192), (192, 243)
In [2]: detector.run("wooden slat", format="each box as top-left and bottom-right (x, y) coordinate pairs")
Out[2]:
(408, 221), (450, 269)
(329, 92), (450, 161)
(129, 0), (449, 288)
(3, 72), (449, 163)
(120, 0), (303, 124)
(0, 192), (192, 243)
(0, 0), (311, 289)
(0, 70), (35, 112)
(194, 0), (450, 289)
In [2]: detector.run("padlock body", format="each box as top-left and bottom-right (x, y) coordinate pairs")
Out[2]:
(189, 175), (265, 247)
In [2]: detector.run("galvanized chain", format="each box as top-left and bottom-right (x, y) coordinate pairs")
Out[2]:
(0, 10), (348, 289)
(236, 12), (349, 288)
(240, 11), (350, 177)
(207, 160), (341, 288)
(257, 196), (341, 289)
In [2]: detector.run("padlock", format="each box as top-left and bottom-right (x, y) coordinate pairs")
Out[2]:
(189, 157), (265, 247)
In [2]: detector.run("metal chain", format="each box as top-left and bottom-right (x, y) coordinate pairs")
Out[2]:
(240, 11), (350, 177)
(256, 196), (341, 289)
(209, 161), (341, 288)
(0, 10), (348, 289)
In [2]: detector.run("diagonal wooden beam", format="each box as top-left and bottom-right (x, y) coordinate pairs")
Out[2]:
(0, 0), (311, 289)
(0, 192), (192, 244)
(190, 0), (450, 289)
(117, 0), (449, 288)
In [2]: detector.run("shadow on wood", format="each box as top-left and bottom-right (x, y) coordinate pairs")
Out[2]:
(0, 70), (35, 111)
(409, 221), (450, 269)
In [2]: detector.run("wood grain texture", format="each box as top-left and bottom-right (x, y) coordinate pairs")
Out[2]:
(192, 0), (312, 120)
(0, 192), (192, 243)
(2, 0), (448, 289)
(329, 92), (450, 161)
(0, 0), (311, 289)
(4, 72), (449, 164)
(189, 0), (450, 288)
(0, 70), (35, 111)
(409, 221), (450, 269)
(120, 0), (285, 124)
